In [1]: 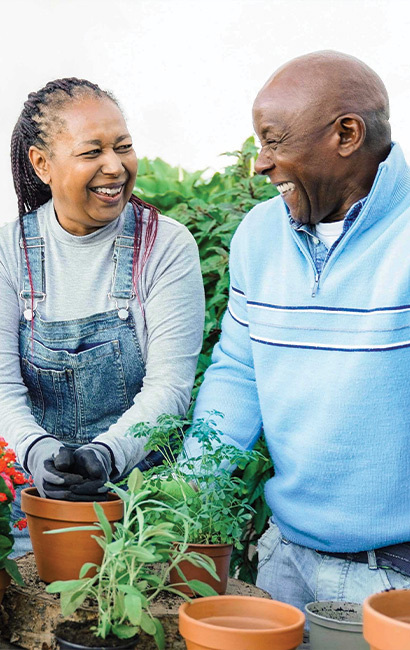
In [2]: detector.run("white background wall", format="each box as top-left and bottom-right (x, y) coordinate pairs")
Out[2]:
(2, 0), (410, 224)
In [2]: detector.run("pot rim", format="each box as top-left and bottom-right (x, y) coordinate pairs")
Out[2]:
(21, 487), (123, 522)
(363, 589), (410, 629)
(305, 600), (363, 627)
(179, 594), (305, 635)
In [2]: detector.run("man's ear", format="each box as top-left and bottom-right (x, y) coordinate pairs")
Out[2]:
(334, 114), (366, 157)
(28, 146), (51, 185)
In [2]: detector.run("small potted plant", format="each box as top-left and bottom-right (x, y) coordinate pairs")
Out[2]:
(46, 467), (216, 650)
(128, 411), (263, 596)
(0, 437), (27, 602)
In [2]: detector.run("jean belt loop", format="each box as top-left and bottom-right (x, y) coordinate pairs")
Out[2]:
(367, 549), (378, 570)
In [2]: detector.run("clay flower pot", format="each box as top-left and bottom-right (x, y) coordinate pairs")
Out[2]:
(0, 567), (11, 604)
(363, 588), (410, 650)
(169, 543), (233, 596)
(21, 487), (123, 583)
(179, 595), (305, 650)
(305, 601), (369, 650)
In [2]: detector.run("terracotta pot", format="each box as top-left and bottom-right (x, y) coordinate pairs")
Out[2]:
(305, 600), (369, 650)
(363, 589), (410, 650)
(169, 543), (233, 596)
(179, 595), (305, 650)
(0, 567), (11, 604)
(21, 487), (123, 583)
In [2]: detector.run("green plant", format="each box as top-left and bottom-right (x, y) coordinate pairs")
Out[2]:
(135, 139), (276, 584)
(128, 412), (264, 548)
(135, 136), (278, 389)
(45, 468), (217, 648)
(0, 437), (27, 585)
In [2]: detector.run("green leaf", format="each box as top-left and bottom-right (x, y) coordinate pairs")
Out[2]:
(79, 562), (98, 578)
(153, 618), (165, 650)
(111, 624), (139, 639)
(186, 580), (219, 597)
(46, 578), (88, 594)
(93, 502), (112, 543)
(106, 538), (124, 555)
(128, 467), (143, 493)
(124, 593), (142, 625)
(44, 525), (99, 534)
(60, 589), (89, 617)
(2, 558), (24, 585)
(140, 612), (157, 636)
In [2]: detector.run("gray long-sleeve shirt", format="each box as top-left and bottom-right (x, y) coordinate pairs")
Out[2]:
(0, 200), (204, 475)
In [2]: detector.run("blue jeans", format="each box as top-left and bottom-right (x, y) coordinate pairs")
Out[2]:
(256, 519), (410, 625)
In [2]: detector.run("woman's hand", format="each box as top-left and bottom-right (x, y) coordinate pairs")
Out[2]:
(26, 438), (84, 499)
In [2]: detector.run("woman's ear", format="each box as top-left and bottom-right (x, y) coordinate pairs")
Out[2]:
(335, 114), (366, 158)
(28, 146), (51, 184)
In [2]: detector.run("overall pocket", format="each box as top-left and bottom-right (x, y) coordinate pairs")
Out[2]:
(21, 339), (130, 443)
(21, 358), (76, 437)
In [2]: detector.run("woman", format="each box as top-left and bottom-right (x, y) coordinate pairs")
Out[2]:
(1, 78), (204, 552)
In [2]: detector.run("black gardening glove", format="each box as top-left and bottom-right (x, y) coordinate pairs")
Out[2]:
(25, 437), (84, 499)
(68, 443), (113, 502)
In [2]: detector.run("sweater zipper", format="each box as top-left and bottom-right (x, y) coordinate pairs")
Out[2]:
(290, 228), (322, 298)
(311, 272), (320, 298)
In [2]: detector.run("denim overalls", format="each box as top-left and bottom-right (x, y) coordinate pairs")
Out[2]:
(12, 206), (151, 555)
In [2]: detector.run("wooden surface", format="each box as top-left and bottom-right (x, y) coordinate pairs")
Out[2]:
(0, 554), (314, 650)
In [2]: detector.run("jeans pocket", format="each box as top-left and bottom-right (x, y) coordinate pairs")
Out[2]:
(257, 520), (282, 570)
(379, 567), (410, 590)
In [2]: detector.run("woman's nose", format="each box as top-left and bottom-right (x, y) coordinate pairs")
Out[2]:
(101, 150), (124, 175)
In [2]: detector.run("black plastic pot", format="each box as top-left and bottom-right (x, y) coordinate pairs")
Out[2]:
(55, 633), (138, 650)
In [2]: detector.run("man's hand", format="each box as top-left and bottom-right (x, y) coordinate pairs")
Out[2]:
(26, 438), (84, 499)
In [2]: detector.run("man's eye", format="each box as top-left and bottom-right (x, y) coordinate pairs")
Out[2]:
(81, 149), (100, 156)
(116, 144), (133, 152)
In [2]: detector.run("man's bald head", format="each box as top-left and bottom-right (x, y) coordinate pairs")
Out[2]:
(252, 51), (392, 225)
(255, 50), (391, 155)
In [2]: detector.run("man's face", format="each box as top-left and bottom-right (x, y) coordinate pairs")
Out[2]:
(252, 81), (350, 225)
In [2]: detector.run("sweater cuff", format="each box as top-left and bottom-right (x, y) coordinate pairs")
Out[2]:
(22, 434), (59, 473)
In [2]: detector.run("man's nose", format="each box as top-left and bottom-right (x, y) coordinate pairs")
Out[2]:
(101, 150), (124, 175)
(254, 146), (275, 175)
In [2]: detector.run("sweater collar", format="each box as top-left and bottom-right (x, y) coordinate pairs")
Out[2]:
(286, 143), (410, 234)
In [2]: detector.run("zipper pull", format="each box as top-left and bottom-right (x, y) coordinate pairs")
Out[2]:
(312, 273), (320, 297)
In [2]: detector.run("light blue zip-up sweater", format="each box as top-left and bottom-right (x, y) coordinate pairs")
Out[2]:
(193, 143), (410, 552)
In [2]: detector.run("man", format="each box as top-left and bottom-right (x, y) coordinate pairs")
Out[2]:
(187, 51), (410, 611)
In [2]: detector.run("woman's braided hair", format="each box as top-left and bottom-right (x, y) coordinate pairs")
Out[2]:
(11, 77), (158, 320)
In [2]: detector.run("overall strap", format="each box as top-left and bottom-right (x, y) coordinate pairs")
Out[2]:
(19, 211), (46, 318)
(109, 202), (140, 319)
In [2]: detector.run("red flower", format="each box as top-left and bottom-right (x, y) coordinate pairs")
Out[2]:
(10, 470), (27, 485)
(2, 449), (16, 464)
(0, 492), (8, 502)
(1, 472), (16, 499)
(13, 518), (28, 531)
(0, 437), (7, 448)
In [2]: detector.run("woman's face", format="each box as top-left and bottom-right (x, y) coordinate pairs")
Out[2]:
(32, 96), (138, 235)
